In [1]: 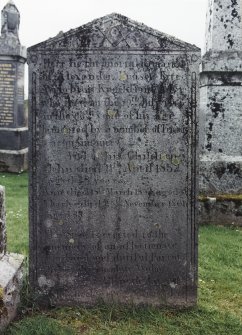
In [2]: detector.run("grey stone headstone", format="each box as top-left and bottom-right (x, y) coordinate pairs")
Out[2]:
(0, 1), (28, 173)
(28, 14), (200, 307)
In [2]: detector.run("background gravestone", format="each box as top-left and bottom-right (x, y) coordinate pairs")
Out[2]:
(28, 14), (200, 307)
(0, 1), (28, 173)
(199, 0), (242, 225)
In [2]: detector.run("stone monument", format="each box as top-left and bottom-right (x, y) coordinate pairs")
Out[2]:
(0, 0), (28, 173)
(0, 186), (24, 332)
(200, 0), (242, 225)
(28, 14), (200, 307)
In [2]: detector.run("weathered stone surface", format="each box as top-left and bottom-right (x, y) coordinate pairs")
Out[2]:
(0, 185), (6, 258)
(0, 0), (26, 57)
(0, 253), (24, 332)
(205, 0), (242, 52)
(28, 14), (200, 307)
(199, 197), (242, 226)
(200, 0), (242, 206)
(0, 148), (28, 173)
(0, 1), (27, 173)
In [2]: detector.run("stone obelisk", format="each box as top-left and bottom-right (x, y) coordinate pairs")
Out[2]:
(200, 0), (242, 225)
(0, 1), (27, 172)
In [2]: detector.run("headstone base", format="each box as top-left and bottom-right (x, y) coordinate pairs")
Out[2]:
(199, 198), (242, 226)
(0, 253), (25, 332)
(199, 156), (242, 226)
(0, 128), (28, 151)
(0, 148), (28, 173)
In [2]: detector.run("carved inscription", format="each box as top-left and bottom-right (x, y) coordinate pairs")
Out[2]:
(0, 62), (15, 127)
(17, 63), (24, 105)
(29, 15), (199, 306)
(31, 52), (197, 301)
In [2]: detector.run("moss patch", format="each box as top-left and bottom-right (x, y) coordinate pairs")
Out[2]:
(199, 194), (242, 202)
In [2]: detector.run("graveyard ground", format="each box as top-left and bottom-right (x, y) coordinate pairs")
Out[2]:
(1, 172), (242, 335)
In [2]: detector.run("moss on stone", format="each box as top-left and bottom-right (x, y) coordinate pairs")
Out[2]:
(0, 286), (8, 318)
(199, 194), (242, 202)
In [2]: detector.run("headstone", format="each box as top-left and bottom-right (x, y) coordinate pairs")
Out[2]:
(199, 0), (242, 225)
(0, 185), (24, 332)
(28, 14), (200, 307)
(0, 1), (28, 173)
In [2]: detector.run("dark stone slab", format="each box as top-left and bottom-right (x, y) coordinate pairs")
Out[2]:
(0, 128), (28, 150)
(28, 13), (200, 307)
(0, 59), (27, 129)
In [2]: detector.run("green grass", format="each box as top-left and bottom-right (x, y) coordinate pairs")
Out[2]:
(1, 173), (242, 335)
(4, 315), (74, 335)
(0, 172), (28, 255)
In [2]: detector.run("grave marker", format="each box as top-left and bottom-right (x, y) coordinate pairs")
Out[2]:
(0, 1), (28, 172)
(28, 14), (200, 307)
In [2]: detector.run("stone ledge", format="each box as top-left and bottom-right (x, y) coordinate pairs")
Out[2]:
(0, 149), (28, 173)
(198, 197), (242, 226)
(0, 148), (28, 155)
(0, 253), (25, 332)
(0, 129), (28, 151)
(199, 159), (242, 194)
(201, 51), (242, 72)
(0, 127), (28, 132)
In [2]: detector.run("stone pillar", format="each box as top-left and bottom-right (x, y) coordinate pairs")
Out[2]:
(199, 0), (242, 225)
(0, 0), (28, 173)
(0, 185), (24, 331)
